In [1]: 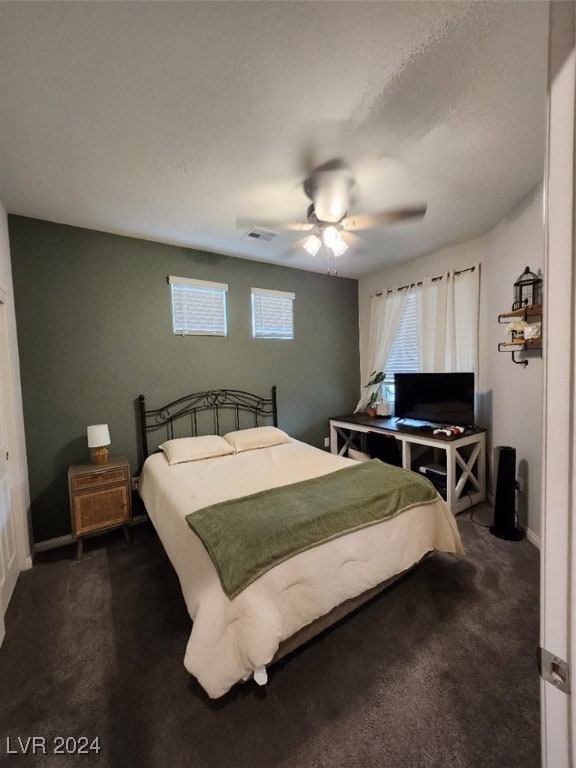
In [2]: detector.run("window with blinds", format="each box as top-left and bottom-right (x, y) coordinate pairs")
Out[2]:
(251, 288), (295, 340)
(385, 291), (418, 377)
(168, 276), (228, 336)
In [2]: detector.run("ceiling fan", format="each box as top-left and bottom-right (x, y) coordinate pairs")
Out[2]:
(241, 159), (427, 260)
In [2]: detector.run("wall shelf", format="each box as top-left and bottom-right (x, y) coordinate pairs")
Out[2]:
(498, 339), (542, 348)
(498, 304), (542, 366)
(498, 303), (543, 323)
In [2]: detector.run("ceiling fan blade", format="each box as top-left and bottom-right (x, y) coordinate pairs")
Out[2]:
(341, 204), (427, 232)
(236, 216), (314, 233)
(340, 230), (364, 253)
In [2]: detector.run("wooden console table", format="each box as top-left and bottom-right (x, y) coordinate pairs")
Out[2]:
(330, 414), (486, 516)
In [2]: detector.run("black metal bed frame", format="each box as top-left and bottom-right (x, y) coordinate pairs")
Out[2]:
(138, 386), (278, 459)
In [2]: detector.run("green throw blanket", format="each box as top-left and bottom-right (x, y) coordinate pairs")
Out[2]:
(185, 459), (438, 599)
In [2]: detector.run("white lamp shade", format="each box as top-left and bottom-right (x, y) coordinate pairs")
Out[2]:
(330, 237), (348, 257)
(87, 424), (111, 448)
(303, 234), (321, 256)
(322, 226), (339, 247)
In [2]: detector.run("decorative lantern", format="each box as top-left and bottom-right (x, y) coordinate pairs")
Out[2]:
(513, 266), (542, 311)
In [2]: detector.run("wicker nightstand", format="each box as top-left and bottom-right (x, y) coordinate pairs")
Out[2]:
(68, 456), (132, 559)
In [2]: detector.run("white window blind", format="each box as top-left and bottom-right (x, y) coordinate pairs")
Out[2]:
(385, 291), (418, 376)
(168, 276), (228, 336)
(251, 288), (295, 340)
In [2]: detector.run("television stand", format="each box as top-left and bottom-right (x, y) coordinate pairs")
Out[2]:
(329, 414), (486, 516)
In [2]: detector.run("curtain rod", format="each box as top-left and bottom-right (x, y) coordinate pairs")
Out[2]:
(373, 265), (476, 297)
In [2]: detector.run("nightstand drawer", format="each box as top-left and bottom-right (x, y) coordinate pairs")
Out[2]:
(70, 465), (129, 492)
(72, 484), (131, 535)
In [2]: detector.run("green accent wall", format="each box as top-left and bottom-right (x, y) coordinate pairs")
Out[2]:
(8, 216), (360, 543)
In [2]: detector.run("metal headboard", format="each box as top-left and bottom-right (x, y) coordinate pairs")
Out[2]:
(138, 386), (278, 459)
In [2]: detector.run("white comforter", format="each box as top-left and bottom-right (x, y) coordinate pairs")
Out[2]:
(139, 439), (464, 698)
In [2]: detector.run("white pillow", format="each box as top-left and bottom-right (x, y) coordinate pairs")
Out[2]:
(159, 435), (234, 465)
(223, 426), (291, 453)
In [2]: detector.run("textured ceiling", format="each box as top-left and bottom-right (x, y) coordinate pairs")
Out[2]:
(0, 1), (549, 278)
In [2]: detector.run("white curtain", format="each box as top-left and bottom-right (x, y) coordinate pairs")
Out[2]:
(415, 266), (479, 373)
(415, 276), (440, 371)
(355, 287), (409, 412)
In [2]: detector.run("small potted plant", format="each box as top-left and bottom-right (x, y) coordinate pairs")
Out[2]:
(365, 370), (385, 417)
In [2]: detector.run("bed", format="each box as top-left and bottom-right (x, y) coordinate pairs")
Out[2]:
(137, 386), (464, 699)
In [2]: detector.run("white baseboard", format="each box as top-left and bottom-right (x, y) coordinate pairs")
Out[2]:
(33, 514), (148, 554)
(522, 525), (541, 550)
(33, 533), (75, 553)
(32, 509), (541, 556)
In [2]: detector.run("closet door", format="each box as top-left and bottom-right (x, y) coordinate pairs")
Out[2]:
(0, 299), (19, 637)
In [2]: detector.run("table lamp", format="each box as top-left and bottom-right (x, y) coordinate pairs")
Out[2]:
(87, 424), (111, 465)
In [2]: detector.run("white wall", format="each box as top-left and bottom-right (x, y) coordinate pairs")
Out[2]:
(0, 202), (32, 578)
(357, 184), (544, 542)
(482, 185), (544, 542)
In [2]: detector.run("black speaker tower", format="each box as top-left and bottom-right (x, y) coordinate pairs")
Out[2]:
(490, 446), (524, 541)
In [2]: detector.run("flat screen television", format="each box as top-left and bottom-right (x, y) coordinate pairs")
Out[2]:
(394, 372), (475, 426)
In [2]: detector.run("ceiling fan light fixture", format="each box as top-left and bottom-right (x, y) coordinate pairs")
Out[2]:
(303, 234), (321, 256)
(329, 237), (348, 257)
(322, 226), (347, 256)
(322, 226), (340, 247)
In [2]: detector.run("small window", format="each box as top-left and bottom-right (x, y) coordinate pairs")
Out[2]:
(251, 288), (295, 340)
(168, 276), (228, 336)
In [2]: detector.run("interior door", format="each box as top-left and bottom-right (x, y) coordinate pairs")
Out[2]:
(0, 300), (19, 635)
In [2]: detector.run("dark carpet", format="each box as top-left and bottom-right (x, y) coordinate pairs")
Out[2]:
(0, 505), (540, 768)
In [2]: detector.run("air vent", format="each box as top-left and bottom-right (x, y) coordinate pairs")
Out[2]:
(243, 228), (278, 242)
